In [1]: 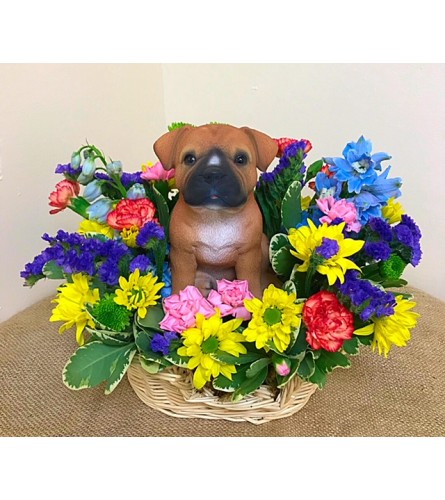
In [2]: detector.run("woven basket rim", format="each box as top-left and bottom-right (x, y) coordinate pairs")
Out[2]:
(127, 356), (317, 425)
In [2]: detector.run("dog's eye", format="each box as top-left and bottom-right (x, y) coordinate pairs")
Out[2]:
(235, 153), (248, 166)
(183, 154), (196, 166)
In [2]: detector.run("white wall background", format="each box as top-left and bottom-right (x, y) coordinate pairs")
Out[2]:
(0, 64), (166, 322)
(1, 63), (443, 323)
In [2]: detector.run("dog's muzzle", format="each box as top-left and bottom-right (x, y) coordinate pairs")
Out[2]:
(183, 149), (247, 208)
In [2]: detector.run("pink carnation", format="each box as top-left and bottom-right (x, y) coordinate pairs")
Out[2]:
(141, 161), (175, 181)
(160, 285), (215, 334)
(316, 196), (361, 233)
(207, 279), (253, 320)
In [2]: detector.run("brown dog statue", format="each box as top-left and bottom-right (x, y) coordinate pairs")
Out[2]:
(153, 124), (278, 298)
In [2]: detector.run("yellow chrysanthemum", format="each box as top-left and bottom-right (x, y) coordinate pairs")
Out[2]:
(301, 195), (312, 211)
(78, 219), (115, 239)
(243, 285), (303, 352)
(114, 269), (164, 318)
(50, 273), (100, 346)
(382, 197), (405, 224)
(288, 219), (365, 286)
(355, 296), (420, 357)
(121, 225), (140, 248)
(177, 310), (246, 390)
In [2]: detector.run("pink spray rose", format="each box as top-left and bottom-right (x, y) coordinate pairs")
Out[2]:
(141, 161), (175, 181)
(316, 196), (361, 233)
(160, 285), (215, 333)
(207, 279), (254, 320)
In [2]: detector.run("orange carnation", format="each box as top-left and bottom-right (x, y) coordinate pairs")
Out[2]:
(49, 179), (80, 214)
(107, 198), (157, 230)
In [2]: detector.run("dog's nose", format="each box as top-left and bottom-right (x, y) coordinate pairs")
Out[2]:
(201, 169), (226, 184)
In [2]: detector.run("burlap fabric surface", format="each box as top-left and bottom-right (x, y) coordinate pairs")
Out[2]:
(1, 287), (444, 437)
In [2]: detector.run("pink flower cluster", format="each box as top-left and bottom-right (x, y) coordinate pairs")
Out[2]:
(160, 280), (253, 333)
(141, 162), (175, 182)
(316, 196), (361, 233)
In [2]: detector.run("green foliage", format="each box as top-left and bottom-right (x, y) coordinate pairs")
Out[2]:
(232, 365), (269, 402)
(42, 261), (65, 280)
(136, 304), (165, 332)
(304, 159), (324, 183)
(271, 246), (298, 278)
(62, 341), (137, 394)
(168, 122), (194, 131)
(281, 181), (302, 231)
(89, 295), (132, 332)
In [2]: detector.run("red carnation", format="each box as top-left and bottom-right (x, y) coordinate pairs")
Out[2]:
(274, 137), (312, 157)
(48, 179), (80, 214)
(303, 291), (354, 352)
(107, 198), (157, 230)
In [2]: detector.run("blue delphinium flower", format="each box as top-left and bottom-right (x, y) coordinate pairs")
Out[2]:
(150, 331), (178, 356)
(315, 171), (342, 199)
(324, 136), (391, 194)
(127, 183), (146, 200)
(83, 179), (103, 202)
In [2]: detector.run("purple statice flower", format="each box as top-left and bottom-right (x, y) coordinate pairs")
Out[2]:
(98, 259), (121, 286)
(393, 214), (422, 266)
(337, 270), (396, 320)
(121, 172), (143, 188)
(316, 238), (340, 259)
(150, 331), (178, 356)
(94, 172), (111, 181)
(136, 221), (165, 247)
(129, 255), (152, 273)
(364, 241), (392, 261)
(21, 231), (130, 285)
(368, 217), (393, 242)
(55, 163), (82, 177)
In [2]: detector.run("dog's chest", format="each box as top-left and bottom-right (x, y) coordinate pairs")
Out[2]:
(194, 217), (244, 265)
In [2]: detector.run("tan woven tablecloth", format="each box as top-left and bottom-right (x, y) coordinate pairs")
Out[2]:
(1, 287), (444, 436)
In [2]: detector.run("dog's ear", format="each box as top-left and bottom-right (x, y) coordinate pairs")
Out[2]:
(241, 127), (278, 172)
(153, 126), (191, 170)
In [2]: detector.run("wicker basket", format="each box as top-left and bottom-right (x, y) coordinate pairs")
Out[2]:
(127, 357), (318, 425)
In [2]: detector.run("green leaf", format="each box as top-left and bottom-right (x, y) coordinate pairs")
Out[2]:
(316, 350), (351, 373)
(86, 327), (133, 346)
(304, 159), (324, 182)
(297, 351), (316, 378)
(283, 280), (297, 295)
(271, 246), (298, 278)
(211, 350), (263, 366)
(62, 341), (136, 394)
(232, 365), (269, 402)
(134, 329), (152, 354)
(212, 365), (250, 393)
(342, 336), (361, 355)
(42, 260), (65, 280)
(165, 350), (190, 368)
(281, 181), (302, 231)
(151, 185), (170, 239)
(136, 305), (165, 332)
(246, 358), (270, 378)
(380, 278), (408, 288)
(139, 357), (166, 374)
(286, 327), (308, 358)
(269, 233), (290, 256)
(308, 364), (328, 389)
(69, 196), (90, 218)
(356, 334), (373, 346)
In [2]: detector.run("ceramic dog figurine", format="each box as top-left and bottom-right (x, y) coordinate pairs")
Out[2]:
(153, 124), (278, 297)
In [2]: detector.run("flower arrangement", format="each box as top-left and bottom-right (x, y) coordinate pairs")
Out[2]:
(22, 124), (422, 405)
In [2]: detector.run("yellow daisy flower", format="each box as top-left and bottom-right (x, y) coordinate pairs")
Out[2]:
(288, 219), (364, 286)
(243, 285), (303, 353)
(114, 269), (164, 318)
(355, 296), (420, 357)
(178, 310), (246, 390)
(382, 197), (405, 224)
(50, 273), (100, 346)
(121, 225), (140, 248)
(78, 219), (115, 239)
